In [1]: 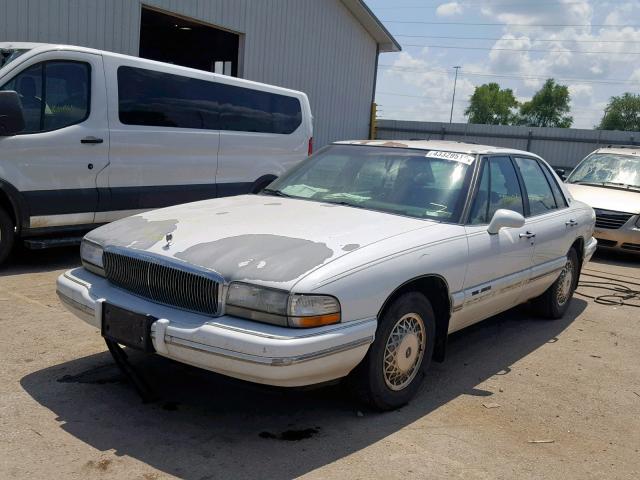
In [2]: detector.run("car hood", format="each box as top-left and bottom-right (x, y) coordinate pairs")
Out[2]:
(86, 195), (438, 289)
(565, 183), (640, 214)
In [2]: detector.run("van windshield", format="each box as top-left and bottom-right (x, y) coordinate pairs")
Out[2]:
(0, 49), (29, 69)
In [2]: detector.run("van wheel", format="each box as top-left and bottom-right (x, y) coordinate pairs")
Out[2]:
(534, 248), (579, 319)
(251, 176), (277, 194)
(0, 208), (16, 266)
(349, 292), (436, 411)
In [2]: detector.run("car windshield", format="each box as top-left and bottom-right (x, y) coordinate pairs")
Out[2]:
(0, 48), (29, 69)
(567, 153), (640, 189)
(264, 145), (473, 221)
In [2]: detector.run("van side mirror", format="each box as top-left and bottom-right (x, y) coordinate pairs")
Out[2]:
(487, 209), (525, 235)
(0, 91), (25, 136)
(554, 168), (566, 181)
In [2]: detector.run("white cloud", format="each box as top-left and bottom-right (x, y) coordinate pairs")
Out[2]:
(435, 2), (463, 17)
(375, 0), (640, 128)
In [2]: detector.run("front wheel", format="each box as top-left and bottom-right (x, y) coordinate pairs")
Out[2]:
(349, 292), (436, 410)
(0, 208), (15, 266)
(534, 248), (579, 319)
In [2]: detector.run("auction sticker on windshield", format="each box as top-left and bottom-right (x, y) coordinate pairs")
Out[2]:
(425, 151), (475, 165)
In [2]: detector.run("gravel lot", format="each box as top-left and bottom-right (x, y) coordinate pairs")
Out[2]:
(1, 247), (639, 480)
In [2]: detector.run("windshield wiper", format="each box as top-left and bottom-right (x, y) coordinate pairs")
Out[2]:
(602, 182), (640, 191)
(261, 188), (294, 198)
(323, 200), (367, 210)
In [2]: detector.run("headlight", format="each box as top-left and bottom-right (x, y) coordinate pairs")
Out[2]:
(635, 215), (640, 228)
(226, 282), (341, 328)
(80, 239), (105, 276)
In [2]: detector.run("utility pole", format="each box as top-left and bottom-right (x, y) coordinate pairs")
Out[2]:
(449, 66), (461, 124)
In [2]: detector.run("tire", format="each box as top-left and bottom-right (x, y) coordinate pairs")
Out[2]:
(0, 207), (15, 266)
(534, 248), (580, 319)
(349, 292), (436, 411)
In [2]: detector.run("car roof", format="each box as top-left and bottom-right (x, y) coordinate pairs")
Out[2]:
(334, 140), (543, 158)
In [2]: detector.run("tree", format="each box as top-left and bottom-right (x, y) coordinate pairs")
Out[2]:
(597, 93), (640, 131)
(465, 83), (519, 125)
(518, 79), (573, 128)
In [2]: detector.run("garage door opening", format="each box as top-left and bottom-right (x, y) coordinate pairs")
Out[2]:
(139, 7), (240, 76)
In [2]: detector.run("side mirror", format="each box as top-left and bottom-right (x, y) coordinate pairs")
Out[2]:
(487, 209), (525, 235)
(0, 91), (25, 136)
(554, 168), (567, 181)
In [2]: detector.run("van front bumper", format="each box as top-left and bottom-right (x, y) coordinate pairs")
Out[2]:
(57, 268), (375, 387)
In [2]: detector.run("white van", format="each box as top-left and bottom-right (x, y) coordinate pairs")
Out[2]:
(0, 42), (313, 264)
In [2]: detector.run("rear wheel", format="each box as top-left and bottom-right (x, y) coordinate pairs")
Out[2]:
(0, 208), (15, 266)
(350, 292), (436, 410)
(535, 248), (579, 319)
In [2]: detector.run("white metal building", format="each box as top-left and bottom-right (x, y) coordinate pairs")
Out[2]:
(0, 0), (399, 147)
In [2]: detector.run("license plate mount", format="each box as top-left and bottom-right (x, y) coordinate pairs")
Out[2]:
(101, 303), (156, 353)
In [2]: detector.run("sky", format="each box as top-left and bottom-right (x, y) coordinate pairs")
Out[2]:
(366, 0), (640, 129)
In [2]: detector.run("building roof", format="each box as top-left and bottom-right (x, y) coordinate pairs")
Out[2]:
(341, 0), (401, 53)
(335, 139), (544, 158)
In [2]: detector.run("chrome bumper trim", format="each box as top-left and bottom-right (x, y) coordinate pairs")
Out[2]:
(162, 334), (374, 367)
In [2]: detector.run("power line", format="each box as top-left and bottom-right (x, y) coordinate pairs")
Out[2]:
(381, 20), (640, 28)
(393, 34), (640, 44)
(378, 64), (640, 86)
(402, 43), (640, 55)
(369, 0), (612, 7)
(377, 91), (605, 112)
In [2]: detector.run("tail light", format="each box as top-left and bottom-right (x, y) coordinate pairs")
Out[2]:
(308, 137), (313, 156)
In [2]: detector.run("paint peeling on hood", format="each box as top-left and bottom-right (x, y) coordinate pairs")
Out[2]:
(86, 195), (438, 289)
(86, 216), (179, 250)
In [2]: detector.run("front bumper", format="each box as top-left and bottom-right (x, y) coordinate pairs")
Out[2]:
(57, 268), (375, 387)
(594, 222), (640, 255)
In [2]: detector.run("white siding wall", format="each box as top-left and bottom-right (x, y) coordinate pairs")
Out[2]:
(0, 0), (377, 147)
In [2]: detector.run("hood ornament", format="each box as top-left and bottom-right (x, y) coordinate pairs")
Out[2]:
(164, 233), (173, 249)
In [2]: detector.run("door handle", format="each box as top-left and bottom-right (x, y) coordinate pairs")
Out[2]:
(565, 219), (578, 227)
(519, 231), (536, 239)
(81, 136), (104, 144)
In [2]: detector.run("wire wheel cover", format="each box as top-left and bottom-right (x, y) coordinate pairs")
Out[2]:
(557, 258), (575, 306)
(383, 313), (426, 391)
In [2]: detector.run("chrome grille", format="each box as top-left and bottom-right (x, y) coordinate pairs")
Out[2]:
(103, 250), (220, 316)
(594, 209), (633, 230)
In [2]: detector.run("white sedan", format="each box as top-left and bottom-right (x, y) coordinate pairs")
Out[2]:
(57, 140), (597, 410)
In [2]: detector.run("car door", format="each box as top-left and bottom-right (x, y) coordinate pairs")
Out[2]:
(0, 51), (108, 229)
(454, 155), (534, 330)
(513, 156), (575, 300)
(96, 58), (220, 224)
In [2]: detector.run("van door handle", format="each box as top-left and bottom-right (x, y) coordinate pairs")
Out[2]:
(519, 231), (536, 239)
(81, 136), (104, 144)
(565, 219), (578, 227)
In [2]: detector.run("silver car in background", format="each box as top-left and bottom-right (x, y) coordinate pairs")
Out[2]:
(565, 146), (640, 255)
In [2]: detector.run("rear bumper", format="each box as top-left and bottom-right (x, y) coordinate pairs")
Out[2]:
(57, 268), (375, 387)
(584, 236), (598, 263)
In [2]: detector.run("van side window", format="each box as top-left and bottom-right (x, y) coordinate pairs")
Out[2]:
(514, 157), (558, 215)
(0, 61), (90, 133)
(117, 66), (302, 134)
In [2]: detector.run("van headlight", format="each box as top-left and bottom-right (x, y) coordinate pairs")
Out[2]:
(80, 239), (105, 276)
(226, 282), (341, 328)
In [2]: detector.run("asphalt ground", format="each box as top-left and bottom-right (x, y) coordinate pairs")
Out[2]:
(1, 246), (638, 480)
